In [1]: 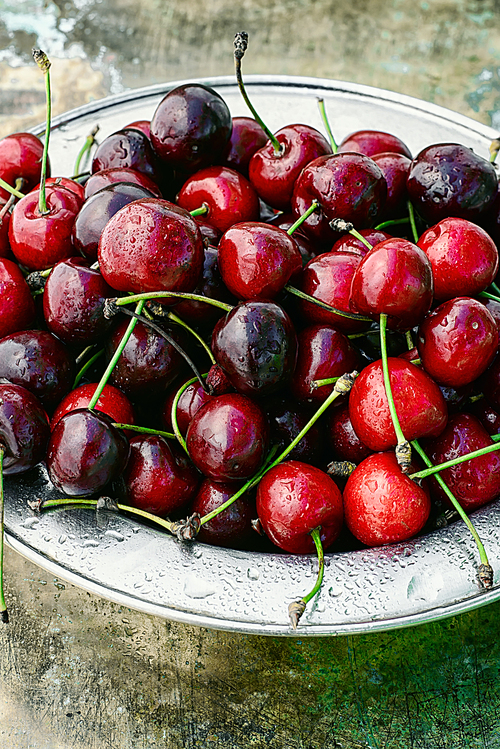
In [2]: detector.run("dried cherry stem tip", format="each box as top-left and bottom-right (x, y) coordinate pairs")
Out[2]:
(288, 527), (324, 630)
(0, 444), (8, 623)
(32, 48), (51, 216)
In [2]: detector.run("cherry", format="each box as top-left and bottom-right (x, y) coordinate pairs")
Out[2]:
(97, 198), (204, 296)
(256, 460), (343, 553)
(162, 379), (215, 436)
(43, 257), (115, 345)
(51, 382), (135, 431)
(211, 300), (298, 397)
(266, 212), (316, 266)
(123, 434), (199, 517)
(222, 116), (267, 177)
(0, 132), (47, 201)
(0, 257), (36, 338)
(191, 478), (255, 548)
(37, 177), (85, 207)
(417, 217), (499, 301)
(124, 120), (151, 139)
(470, 397), (500, 436)
(330, 228), (392, 257)
(0, 199), (12, 259)
(338, 130), (412, 158)
(264, 396), (325, 465)
(0, 381), (50, 475)
(327, 402), (372, 464)
(46, 408), (130, 496)
(343, 451), (431, 546)
(0, 329), (74, 409)
(176, 165), (260, 233)
(423, 412), (500, 512)
(217, 221), (302, 300)
(371, 152), (411, 219)
(186, 392), (269, 482)
(349, 358), (448, 452)
(417, 297), (498, 388)
(91, 127), (163, 186)
(150, 83), (232, 175)
(407, 143), (498, 225)
(84, 167), (162, 199)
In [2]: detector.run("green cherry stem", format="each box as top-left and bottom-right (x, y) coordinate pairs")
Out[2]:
(411, 439), (492, 587)
(286, 200), (320, 235)
(407, 200), (419, 243)
(409, 440), (500, 481)
(0, 178), (25, 200)
(234, 32), (282, 155)
(112, 423), (175, 440)
(405, 330), (414, 351)
(312, 376), (339, 389)
(479, 290), (500, 304)
(189, 204), (209, 218)
(489, 138), (500, 163)
(488, 281), (500, 297)
(316, 98), (337, 153)
(284, 285), (372, 322)
(288, 527), (324, 630)
(0, 444), (8, 623)
(171, 375), (207, 454)
(167, 311), (216, 365)
(112, 291), (233, 313)
(73, 125), (99, 177)
(374, 217), (410, 231)
(32, 49), (52, 216)
(380, 313), (412, 472)
(73, 348), (104, 388)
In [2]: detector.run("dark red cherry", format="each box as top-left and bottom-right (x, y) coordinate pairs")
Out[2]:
(417, 297), (498, 388)
(91, 127), (163, 186)
(51, 382), (135, 431)
(43, 257), (114, 344)
(291, 152), (387, 244)
(211, 300), (298, 397)
(338, 130), (412, 158)
(0, 257), (36, 338)
(264, 396), (324, 464)
(248, 124), (332, 212)
(0, 382), (50, 475)
(9, 184), (81, 271)
(72, 181), (157, 260)
(349, 358), (448, 452)
(407, 143), (498, 224)
(46, 409), (130, 496)
(0, 329), (74, 409)
(266, 212), (316, 266)
(371, 152), (411, 219)
(186, 392), (269, 482)
(222, 116), (267, 176)
(37, 177), (85, 207)
(470, 397), (500, 436)
(423, 412), (500, 512)
(417, 217), (498, 301)
(350, 237), (434, 330)
(84, 167), (162, 199)
(256, 460), (343, 553)
(176, 165), (260, 234)
(123, 434), (199, 517)
(217, 221), (302, 300)
(124, 120), (151, 139)
(191, 479), (255, 548)
(343, 451), (430, 547)
(162, 379), (215, 435)
(327, 402), (372, 464)
(98, 198), (204, 296)
(150, 83), (232, 175)
(0, 132), (47, 201)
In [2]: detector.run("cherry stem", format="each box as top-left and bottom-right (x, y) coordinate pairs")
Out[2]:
(112, 423), (175, 439)
(379, 313), (412, 473)
(288, 527), (324, 630)
(407, 200), (419, 243)
(488, 281), (500, 297)
(286, 200), (320, 235)
(374, 217), (410, 231)
(0, 177), (25, 200)
(167, 310), (216, 365)
(410, 440), (500, 481)
(73, 125), (99, 177)
(189, 204), (209, 218)
(234, 32), (282, 155)
(88, 299), (145, 410)
(489, 138), (500, 163)
(73, 348), (104, 388)
(32, 49), (51, 216)
(0, 444), (8, 623)
(316, 98), (337, 153)
(113, 291), (233, 313)
(411, 439), (492, 584)
(405, 330), (414, 350)
(284, 284), (372, 322)
(480, 290), (500, 304)
(171, 375), (208, 453)
(312, 376), (339, 388)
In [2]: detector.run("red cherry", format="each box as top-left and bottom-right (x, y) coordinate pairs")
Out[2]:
(191, 478), (255, 548)
(327, 403), (373, 464)
(51, 382), (135, 431)
(256, 460), (343, 554)
(0, 132), (47, 201)
(338, 130), (412, 158)
(91, 127), (162, 186)
(330, 228), (392, 257)
(84, 167), (162, 199)
(162, 380), (215, 435)
(349, 358), (448, 451)
(417, 297), (498, 388)
(222, 116), (267, 176)
(371, 152), (411, 219)
(343, 451), (431, 547)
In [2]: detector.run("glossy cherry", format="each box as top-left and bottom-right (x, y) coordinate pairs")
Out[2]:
(51, 382), (135, 431)
(84, 167), (162, 199)
(0, 382), (50, 475)
(222, 116), (267, 177)
(91, 127), (163, 185)
(191, 479), (255, 548)
(0, 132), (47, 201)
(338, 130), (412, 158)
(0, 257), (36, 338)
(330, 228), (392, 257)
(327, 402), (373, 464)
(371, 152), (411, 219)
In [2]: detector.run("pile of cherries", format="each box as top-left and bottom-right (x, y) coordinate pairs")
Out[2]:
(1, 38), (500, 627)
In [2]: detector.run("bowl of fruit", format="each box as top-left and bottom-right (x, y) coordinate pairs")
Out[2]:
(2, 40), (500, 635)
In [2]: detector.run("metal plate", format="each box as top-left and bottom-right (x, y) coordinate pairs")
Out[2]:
(5, 76), (500, 636)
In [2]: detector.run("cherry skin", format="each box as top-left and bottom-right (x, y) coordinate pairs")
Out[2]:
(417, 297), (498, 388)
(150, 83), (232, 175)
(36, 177), (85, 207)
(51, 382), (135, 431)
(338, 130), (412, 158)
(248, 123), (332, 212)
(291, 152), (387, 244)
(349, 358), (448, 452)
(0, 132), (47, 201)
(47, 409), (130, 497)
(211, 300), (298, 397)
(84, 167), (162, 200)
(186, 392), (269, 482)
(176, 165), (260, 234)
(0, 257), (36, 338)
(407, 142), (498, 225)
(43, 257), (115, 345)
(0, 382), (50, 475)
(343, 451), (431, 547)
(416, 217), (499, 301)
(371, 152), (411, 219)
(123, 434), (199, 517)
(256, 460), (343, 554)
(124, 120), (151, 139)
(162, 379), (215, 436)
(91, 127), (163, 186)
(0, 198), (12, 259)
(222, 116), (267, 177)
(98, 198), (204, 296)
(423, 412), (500, 512)
(217, 221), (302, 300)
(190, 479), (255, 549)
(327, 402), (373, 464)
(350, 237), (434, 330)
